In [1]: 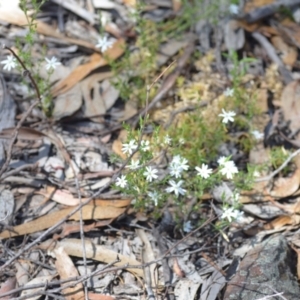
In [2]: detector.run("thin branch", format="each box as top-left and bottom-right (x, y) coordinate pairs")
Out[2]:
(255, 148), (300, 182)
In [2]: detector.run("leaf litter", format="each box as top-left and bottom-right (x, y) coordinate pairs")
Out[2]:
(2, 0), (300, 299)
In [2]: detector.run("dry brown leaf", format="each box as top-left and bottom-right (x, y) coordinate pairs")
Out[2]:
(112, 130), (128, 159)
(264, 214), (300, 230)
(112, 139), (125, 159)
(53, 219), (113, 239)
(53, 84), (82, 119)
(88, 293), (115, 300)
(239, 180), (271, 204)
(271, 36), (297, 66)
(38, 187), (131, 207)
(172, 0), (182, 11)
(281, 80), (300, 136)
(121, 0), (136, 6)
(275, 198), (300, 214)
(243, 0), (274, 13)
(0, 127), (45, 140)
(54, 247), (84, 300)
(51, 39), (125, 97)
(0, 205), (126, 239)
(92, 198), (131, 207)
(270, 168), (300, 198)
(40, 238), (143, 277)
(237, 20), (260, 33)
(259, 25), (279, 36)
(0, 277), (16, 300)
(37, 187), (80, 206)
(81, 72), (115, 122)
(173, 258), (185, 278)
(118, 101), (138, 122)
(279, 19), (300, 49)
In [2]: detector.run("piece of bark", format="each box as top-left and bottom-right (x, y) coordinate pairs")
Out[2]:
(223, 235), (300, 300)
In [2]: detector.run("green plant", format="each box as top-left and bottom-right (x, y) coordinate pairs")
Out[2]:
(13, 0), (58, 116)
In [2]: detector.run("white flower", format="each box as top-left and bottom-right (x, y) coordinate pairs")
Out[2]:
(217, 156), (227, 166)
(165, 180), (186, 197)
(172, 155), (189, 170)
(180, 158), (189, 171)
(1, 55), (17, 71)
(169, 155), (189, 178)
(195, 164), (213, 179)
(229, 4), (239, 14)
(218, 109), (236, 124)
(164, 135), (172, 145)
(221, 207), (243, 222)
(253, 170), (260, 177)
(45, 56), (61, 70)
(96, 36), (114, 52)
(219, 160), (238, 179)
(126, 159), (140, 170)
(148, 191), (160, 206)
(143, 166), (158, 182)
(224, 87), (234, 97)
(221, 207), (236, 222)
(251, 130), (264, 140)
(122, 140), (137, 155)
(169, 163), (182, 178)
(116, 175), (127, 188)
(141, 140), (150, 151)
(179, 138), (185, 145)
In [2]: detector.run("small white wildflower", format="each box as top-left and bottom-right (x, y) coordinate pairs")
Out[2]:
(148, 191), (160, 206)
(45, 56), (61, 70)
(195, 164), (213, 179)
(169, 163), (183, 178)
(141, 140), (150, 151)
(224, 87), (234, 97)
(164, 135), (172, 145)
(122, 140), (137, 155)
(171, 155), (189, 170)
(251, 130), (264, 140)
(218, 109), (236, 124)
(219, 160), (239, 179)
(169, 155), (189, 178)
(165, 180), (186, 197)
(180, 158), (189, 171)
(221, 207), (236, 222)
(179, 138), (185, 145)
(143, 166), (158, 182)
(96, 36), (114, 52)
(1, 55), (17, 71)
(229, 4), (239, 14)
(253, 170), (260, 177)
(222, 207), (244, 223)
(116, 175), (127, 188)
(217, 156), (227, 166)
(126, 159), (140, 170)
(172, 155), (181, 164)
(100, 11), (111, 26)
